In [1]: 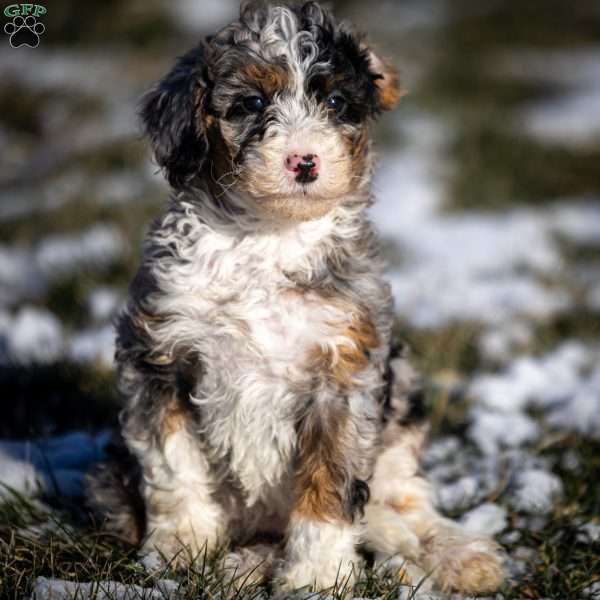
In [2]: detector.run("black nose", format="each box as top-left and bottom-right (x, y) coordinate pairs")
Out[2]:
(297, 154), (316, 172)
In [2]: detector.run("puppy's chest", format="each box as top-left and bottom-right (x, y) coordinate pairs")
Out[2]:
(245, 286), (343, 376)
(235, 280), (378, 386)
(204, 283), (378, 504)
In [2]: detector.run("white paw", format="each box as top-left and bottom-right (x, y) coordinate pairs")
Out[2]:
(140, 530), (219, 568)
(275, 554), (358, 596)
(221, 545), (277, 587)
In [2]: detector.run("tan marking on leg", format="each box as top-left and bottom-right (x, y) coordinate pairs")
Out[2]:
(162, 397), (187, 440)
(293, 408), (351, 523)
(385, 493), (421, 514)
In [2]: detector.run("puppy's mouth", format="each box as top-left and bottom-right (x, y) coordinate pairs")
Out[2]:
(252, 184), (333, 204)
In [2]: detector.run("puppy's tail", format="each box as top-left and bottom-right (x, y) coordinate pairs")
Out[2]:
(85, 435), (145, 546)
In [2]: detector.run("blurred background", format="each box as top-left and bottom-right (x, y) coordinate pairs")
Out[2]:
(0, 0), (599, 597)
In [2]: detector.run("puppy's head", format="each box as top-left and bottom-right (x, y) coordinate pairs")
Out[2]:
(142, 1), (402, 221)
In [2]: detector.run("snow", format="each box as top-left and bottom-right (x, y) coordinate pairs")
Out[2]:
(468, 342), (589, 413)
(510, 469), (563, 514)
(478, 321), (533, 363)
(30, 577), (180, 600)
(88, 287), (122, 322)
(468, 409), (540, 455)
(0, 246), (46, 305)
(36, 225), (124, 278)
(0, 448), (42, 499)
(468, 343), (600, 439)
(423, 436), (460, 467)
(0, 307), (64, 366)
(583, 582), (600, 598)
(436, 476), (478, 512)
(369, 109), (600, 330)
(138, 551), (164, 574)
(0, 306), (117, 367)
(460, 503), (508, 536)
(68, 325), (115, 367)
(546, 369), (600, 438)
(0, 225), (125, 313)
(368, 116), (597, 330)
(552, 202), (600, 246)
(579, 522), (600, 543)
(520, 89), (600, 147)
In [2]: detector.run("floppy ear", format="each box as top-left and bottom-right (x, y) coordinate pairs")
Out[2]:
(140, 44), (209, 189)
(366, 49), (404, 112)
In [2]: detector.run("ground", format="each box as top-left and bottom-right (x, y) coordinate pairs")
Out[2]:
(0, 1), (599, 599)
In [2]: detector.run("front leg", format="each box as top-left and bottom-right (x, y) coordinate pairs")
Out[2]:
(116, 307), (228, 565)
(277, 394), (377, 594)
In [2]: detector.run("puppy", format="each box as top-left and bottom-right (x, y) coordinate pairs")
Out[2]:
(88, 1), (504, 595)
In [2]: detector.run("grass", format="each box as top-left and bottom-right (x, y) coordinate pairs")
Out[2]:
(0, 492), (422, 599)
(499, 437), (600, 600)
(1, 390), (598, 599)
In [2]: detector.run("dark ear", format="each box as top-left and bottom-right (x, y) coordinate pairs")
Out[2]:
(366, 48), (404, 112)
(140, 44), (209, 189)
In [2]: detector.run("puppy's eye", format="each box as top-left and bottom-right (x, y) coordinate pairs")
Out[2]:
(326, 94), (347, 113)
(243, 95), (267, 113)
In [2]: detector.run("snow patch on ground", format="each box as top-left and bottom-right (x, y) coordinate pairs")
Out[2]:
(460, 503), (508, 536)
(478, 321), (533, 363)
(0, 226), (124, 311)
(370, 115), (598, 329)
(0, 246), (47, 305)
(36, 225), (124, 278)
(88, 287), (122, 322)
(546, 369), (600, 439)
(0, 448), (42, 499)
(30, 577), (181, 600)
(469, 342), (589, 413)
(0, 307), (64, 365)
(510, 469), (563, 514)
(468, 342), (600, 438)
(468, 409), (539, 455)
(0, 305), (118, 367)
(520, 89), (600, 147)
(436, 476), (478, 512)
(68, 325), (115, 367)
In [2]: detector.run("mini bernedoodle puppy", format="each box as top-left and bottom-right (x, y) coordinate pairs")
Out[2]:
(88, 1), (504, 595)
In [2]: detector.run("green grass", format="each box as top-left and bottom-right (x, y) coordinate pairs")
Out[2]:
(0, 493), (423, 600)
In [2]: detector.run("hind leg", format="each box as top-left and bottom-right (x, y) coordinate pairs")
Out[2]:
(365, 354), (504, 594)
(365, 438), (504, 594)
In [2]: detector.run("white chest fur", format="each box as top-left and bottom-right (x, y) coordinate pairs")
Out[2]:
(153, 212), (356, 503)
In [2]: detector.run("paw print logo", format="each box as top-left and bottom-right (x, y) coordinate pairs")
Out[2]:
(4, 15), (45, 48)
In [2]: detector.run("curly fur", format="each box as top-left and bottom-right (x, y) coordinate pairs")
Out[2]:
(86, 1), (504, 594)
